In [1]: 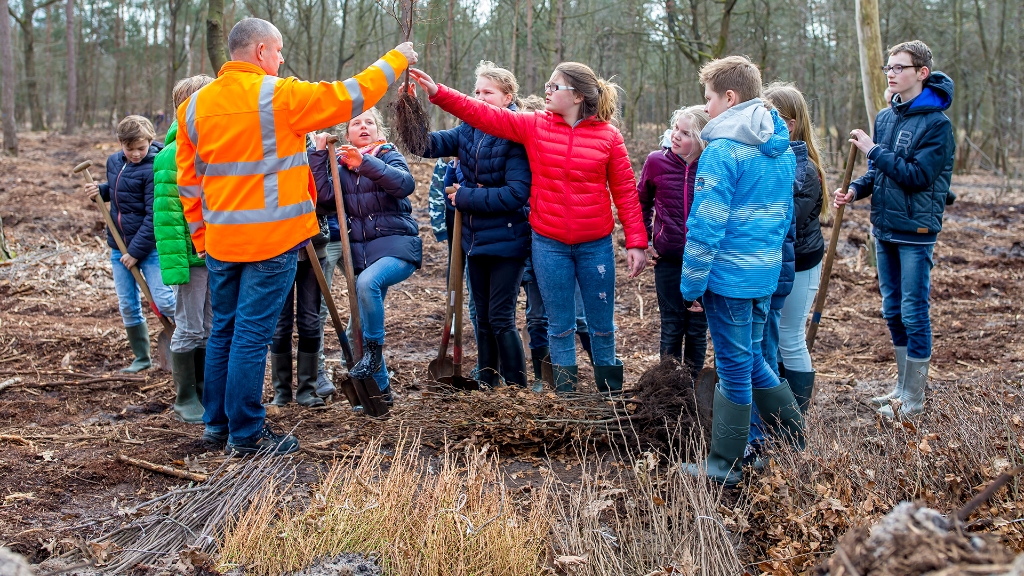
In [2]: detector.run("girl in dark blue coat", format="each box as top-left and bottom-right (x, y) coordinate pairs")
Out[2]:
(309, 108), (420, 401)
(84, 116), (175, 373)
(415, 61), (532, 387)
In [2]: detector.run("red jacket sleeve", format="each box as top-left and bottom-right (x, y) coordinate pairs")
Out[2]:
(607, 130), (647, 249)
(430, 84), (533, 145)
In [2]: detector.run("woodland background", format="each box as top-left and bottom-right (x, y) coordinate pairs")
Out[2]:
(0, 0), (1021, 177)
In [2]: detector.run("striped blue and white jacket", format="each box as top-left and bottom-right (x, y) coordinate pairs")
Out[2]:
(681, 99), (796, 301)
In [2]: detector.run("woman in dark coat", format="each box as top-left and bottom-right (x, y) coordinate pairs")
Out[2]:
(309, 107), (419, 401)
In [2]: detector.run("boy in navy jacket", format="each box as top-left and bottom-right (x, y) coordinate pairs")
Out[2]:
(835, 40), (954, 420)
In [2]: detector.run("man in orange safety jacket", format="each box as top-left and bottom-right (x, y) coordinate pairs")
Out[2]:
(176, 17), (416, 456)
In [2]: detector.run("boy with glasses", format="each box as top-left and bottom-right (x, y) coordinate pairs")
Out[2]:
(834, 40), (955, 420)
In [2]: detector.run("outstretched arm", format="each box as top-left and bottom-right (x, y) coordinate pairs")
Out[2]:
(408, 68), (533, 145)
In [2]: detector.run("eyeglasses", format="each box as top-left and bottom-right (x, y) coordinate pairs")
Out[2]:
(544, 83), (576, 94)
(881, 64), (920, 74)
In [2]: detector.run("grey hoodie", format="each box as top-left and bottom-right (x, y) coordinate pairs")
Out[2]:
(701, 98), (775, 147)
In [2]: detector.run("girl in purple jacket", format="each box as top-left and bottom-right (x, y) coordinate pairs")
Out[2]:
(637, 105), (710, 379)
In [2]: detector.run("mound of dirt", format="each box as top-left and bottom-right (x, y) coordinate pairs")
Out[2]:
(624, 359), (708, 453)
(290, 553), (382, 576)
(0, 547), (33, 576)
(817, 502), (1017, 575)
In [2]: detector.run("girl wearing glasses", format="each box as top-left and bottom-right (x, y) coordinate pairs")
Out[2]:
(409, 63), (648, 395)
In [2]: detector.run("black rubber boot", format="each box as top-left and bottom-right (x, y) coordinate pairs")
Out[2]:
(594, 359), (624, 396)
(270, 351), (293, 406)
(194, 347), (206, 402)
(553, 364), (578, 394)
(785, 370), (815, 414)
(121, 322), (152, 373)
(577, 332), (594, 364)
(295, 351), (326, 407)
(496, 331), (528, 387)
(476, 333), (501, 388)
(350, 340), (383, 380)
(171, 349), (204, 423)
(684, 388), (751, 486)
(530, 346), (550, 393)
(752, 379), (805, 449)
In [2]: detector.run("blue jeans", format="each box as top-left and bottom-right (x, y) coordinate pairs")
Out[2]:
(522, 280), (590, 350)
(749, 306), (782, 444)
(110, 249), (176, 327)
(531, 232), (615, 367)
(203, 250), (297, 444)
(356, 256), (416, 390)
(703, 291), (780, 405)
(876, 238), (934, 359)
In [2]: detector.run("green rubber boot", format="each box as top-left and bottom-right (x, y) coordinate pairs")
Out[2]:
(594, 359), (624, 396)
(553, 364), (578, 394)
(121, 322), (152, 373)
(530, 346), (550, 393)
(684, 388), (750, 486)
(171, 349), (205, 423)
(295, 351), (326, 408)
(194, 347), (206, 402)
(752, 379), (805, 449)
(785, 370), (816, 414)
(270, 351), (293, 406)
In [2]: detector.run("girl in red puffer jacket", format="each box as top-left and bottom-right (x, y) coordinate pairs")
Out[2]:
(409, 63), (648, 395)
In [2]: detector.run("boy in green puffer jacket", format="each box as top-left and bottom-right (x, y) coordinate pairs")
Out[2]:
(154, 75), (215, 424)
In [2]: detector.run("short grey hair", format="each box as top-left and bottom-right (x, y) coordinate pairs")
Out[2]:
(228, 18), (279, 58)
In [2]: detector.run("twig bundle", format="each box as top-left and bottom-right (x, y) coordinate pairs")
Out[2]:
(391, 91), (431, 156)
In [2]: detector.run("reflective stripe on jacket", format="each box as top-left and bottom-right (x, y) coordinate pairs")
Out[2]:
(175, 51), (408, 262)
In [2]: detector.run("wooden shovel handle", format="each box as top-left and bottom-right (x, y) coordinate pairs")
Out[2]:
(450, 211), (465, 378)
(326, 139), (365, 358)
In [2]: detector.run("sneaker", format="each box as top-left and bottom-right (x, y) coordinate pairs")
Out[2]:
(200, 429), (228, 452)
(225, 424), (300, 456)
(315, 370), (337, 398)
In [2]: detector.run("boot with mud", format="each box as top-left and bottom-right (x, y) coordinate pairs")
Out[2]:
(786, 370), (816, 414)
(871, 345), (908, 406)
(121, 322), (152, 373)
(295, 349), (326, 408)
(685, 388), (750, 486)
(879, 356), (928, 419)
(752, 380), (805, 449)
(270, 344), (293, 406)
(553, 364), (578, 394)
(171, 349), (205, 423)
(594, 359), (624, 396)
(496, 331), (528, 387)
(530, 346), (550, 393)
(350, 340), (383, 380)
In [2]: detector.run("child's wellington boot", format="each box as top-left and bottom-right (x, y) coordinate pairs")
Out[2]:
(121, 322), (152, 373)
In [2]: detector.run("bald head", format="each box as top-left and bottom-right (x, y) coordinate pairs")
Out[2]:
(228, 18), (280, 59)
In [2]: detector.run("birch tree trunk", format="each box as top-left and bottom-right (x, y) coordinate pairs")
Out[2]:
(854, 0), (887, 129)
(206, 0), (226, 72)
(0, 0), (18, 153)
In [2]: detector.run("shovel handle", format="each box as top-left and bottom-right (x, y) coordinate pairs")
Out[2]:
(305, 243), (355, 366)
(450, 210), (465, 378)
(435, 210), (461, 365)
(81, 167), (174, 333)
(806, 142), (859, 350)
(326, 139), (365, 358)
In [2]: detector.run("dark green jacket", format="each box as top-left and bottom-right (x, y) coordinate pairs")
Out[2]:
(154, 121), (204, 285)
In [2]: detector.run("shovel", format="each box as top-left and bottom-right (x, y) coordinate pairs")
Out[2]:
(325, 137), (389, 417)
(435, 209), (481, 391)
(806, 142), (859, 350)
(74, 160), (174, 371)
(305, 243), (363, 411)
(426, 208), (460, 385)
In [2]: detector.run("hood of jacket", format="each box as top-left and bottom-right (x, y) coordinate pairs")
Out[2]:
(894, 71), (954, 115)
(702, 98), (773, 145)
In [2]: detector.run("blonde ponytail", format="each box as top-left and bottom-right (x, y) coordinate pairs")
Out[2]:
(595, 78), (621, 124)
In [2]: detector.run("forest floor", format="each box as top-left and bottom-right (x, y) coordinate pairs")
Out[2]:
(1, 131), (1023, 575)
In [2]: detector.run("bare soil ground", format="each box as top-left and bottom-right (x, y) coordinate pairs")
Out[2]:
(1, 131), (1022, 570)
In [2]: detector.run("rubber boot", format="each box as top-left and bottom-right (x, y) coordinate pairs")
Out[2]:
(594, 359), (624, 396)
(194, 347), (206, 403)
(476, 333), (501, 388)
(752, 379), (805, 450)
(871, 346), (908, 406)
(879, 356), (928, 419)
(577, 332), (594, 364)
(786, 370), (816, 414)
(350, 340), (383, 379)
(496, 331), (528, 387)
(530, 346), (550, 393)
(171, 349), (204, 423)
(121, 322), (152, 373)
(684, 388), (750, 486)
(295, 351), (326, 407)
(270, 351), (293, 406)
(553, 364), (578, 394)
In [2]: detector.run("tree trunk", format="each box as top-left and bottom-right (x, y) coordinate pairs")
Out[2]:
(442, 0), (453, 83)
(0, 0), (17, 153)
(166, 0), (178, 117)
(524, 0), (532, 93)
(0, 213), (12, 260)
(207, 0), (225, 72)
(854, 0), (886, 130)
(63, 0), (75, 133)
(554, 0), (563, 62)
(19, 0), (47, 130)
(335, 0), (350, 78)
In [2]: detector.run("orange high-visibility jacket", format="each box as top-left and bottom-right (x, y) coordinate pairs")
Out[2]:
(175, 50), (408, 262)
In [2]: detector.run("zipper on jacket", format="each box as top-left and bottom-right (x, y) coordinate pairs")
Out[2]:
(564, 126), (576, 243)
(112, 163), (128, 238)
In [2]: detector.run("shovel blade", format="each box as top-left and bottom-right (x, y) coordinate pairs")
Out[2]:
(694, 366), (716, 424)
(438, 375), (481, 391)
(154, 330), (173, 372)
(427, 357), (455, 385)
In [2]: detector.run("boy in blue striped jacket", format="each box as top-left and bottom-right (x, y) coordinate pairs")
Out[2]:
(680, 56), (803, 486)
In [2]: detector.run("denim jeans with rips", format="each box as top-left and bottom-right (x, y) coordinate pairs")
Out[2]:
(202, 250), (297, 444)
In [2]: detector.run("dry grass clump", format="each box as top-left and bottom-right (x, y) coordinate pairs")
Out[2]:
(547, 438), (743, 576)
(218, 432), (551, 576)
(733, 377), (1024, 574)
